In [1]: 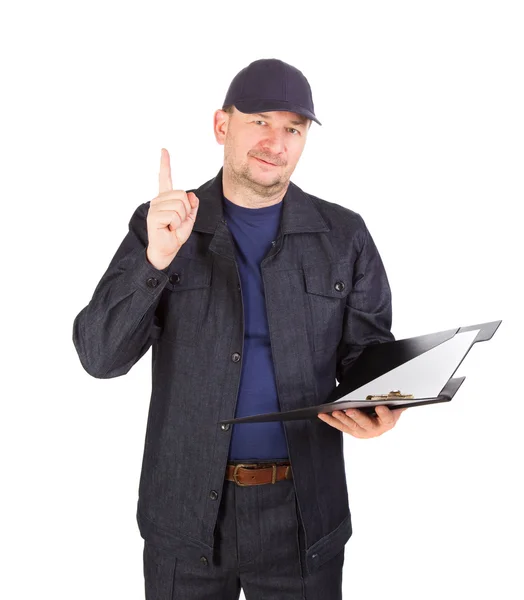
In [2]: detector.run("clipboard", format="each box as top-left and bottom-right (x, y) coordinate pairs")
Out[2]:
(218, 320), (501, 424)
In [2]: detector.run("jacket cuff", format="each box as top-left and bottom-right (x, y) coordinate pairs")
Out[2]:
(133, 247), (170, 295)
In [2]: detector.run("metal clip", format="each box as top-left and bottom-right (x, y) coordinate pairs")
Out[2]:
(365, 390), (414, 401)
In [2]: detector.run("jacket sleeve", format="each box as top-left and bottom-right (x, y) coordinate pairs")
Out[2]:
(335, 215), (395, 386)
(72, 201), (170, 379)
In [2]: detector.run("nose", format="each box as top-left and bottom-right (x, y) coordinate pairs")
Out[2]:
(260, 129), (286, 157)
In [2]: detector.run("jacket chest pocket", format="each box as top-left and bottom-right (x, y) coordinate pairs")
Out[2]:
(160, 255), (212, 347)
(303, 261), (352, 352)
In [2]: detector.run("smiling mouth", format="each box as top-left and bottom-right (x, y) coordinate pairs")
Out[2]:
(253, 157), (278, 166)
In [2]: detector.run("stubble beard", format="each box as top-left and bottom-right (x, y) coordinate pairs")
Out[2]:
(224, 145), (287, 199)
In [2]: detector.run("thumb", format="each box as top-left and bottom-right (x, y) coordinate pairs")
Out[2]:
(188, 192), (199, 219)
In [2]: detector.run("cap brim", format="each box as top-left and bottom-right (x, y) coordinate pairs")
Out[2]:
(231, 99), (322, 126)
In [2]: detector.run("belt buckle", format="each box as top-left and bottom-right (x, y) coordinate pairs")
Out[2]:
(233, 463), (261, 486)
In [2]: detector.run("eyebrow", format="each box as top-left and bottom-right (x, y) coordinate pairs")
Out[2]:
(252, 112), (308, 127)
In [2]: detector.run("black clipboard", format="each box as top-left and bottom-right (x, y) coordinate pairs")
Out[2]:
(218, 320), (501, 424)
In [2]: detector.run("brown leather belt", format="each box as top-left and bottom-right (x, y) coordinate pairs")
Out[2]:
(225, 461), (292, 486)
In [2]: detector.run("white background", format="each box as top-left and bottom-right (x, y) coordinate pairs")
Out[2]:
(1, 1), (522, 598)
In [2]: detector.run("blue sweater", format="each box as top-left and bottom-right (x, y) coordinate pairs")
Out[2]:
(223, 194), (289, 461)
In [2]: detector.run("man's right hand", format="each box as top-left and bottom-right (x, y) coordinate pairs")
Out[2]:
(146, 148), (200, 271)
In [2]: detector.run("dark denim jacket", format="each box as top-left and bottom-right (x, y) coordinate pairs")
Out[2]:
(72, 167), (394, 574)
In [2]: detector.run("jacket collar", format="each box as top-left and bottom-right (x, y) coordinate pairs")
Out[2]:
(191, 166), (330, 235)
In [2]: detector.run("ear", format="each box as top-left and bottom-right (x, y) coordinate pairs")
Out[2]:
(213, 109), (229, 146)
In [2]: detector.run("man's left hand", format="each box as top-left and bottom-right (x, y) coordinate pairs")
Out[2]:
(317, 405), (407, 439)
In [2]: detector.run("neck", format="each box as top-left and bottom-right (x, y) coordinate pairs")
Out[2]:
(222, 164), (288, 209)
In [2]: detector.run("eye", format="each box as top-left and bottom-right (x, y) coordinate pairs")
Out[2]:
(255, 121), (300, 135)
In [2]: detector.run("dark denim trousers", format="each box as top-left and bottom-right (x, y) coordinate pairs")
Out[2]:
(143, 462), (345, 599)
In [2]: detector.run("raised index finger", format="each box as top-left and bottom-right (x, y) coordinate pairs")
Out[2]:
(159, 148), (173, 194)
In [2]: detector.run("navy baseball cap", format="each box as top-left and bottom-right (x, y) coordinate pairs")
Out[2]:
(222, 58), (322, 126)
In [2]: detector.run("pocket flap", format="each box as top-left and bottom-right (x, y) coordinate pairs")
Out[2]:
(165, 256), (212, 291)
(303, 261), (352, 298)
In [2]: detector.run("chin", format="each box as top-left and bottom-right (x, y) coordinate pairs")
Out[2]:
(251, 171), (281, 187)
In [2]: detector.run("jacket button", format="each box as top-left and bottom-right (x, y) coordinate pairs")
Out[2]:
(200, 556), (208, 566)
(209, 490), (218, 500)
(271, 240), (276, 246)
(334, 280), (345, 292)
(221, 423), (230, 431)
(146, 277), (159, 288)
(231, 352), (241, 363)
(169, 273), (180, 284)
(312, 553), (319, 559)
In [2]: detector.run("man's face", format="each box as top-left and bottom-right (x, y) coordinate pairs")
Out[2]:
(214, 106), (310, 196)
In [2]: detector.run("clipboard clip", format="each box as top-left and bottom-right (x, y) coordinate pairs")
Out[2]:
(365, 390), (415, 401)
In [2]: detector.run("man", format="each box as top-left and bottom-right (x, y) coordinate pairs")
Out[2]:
(73, 58), (406, 599)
